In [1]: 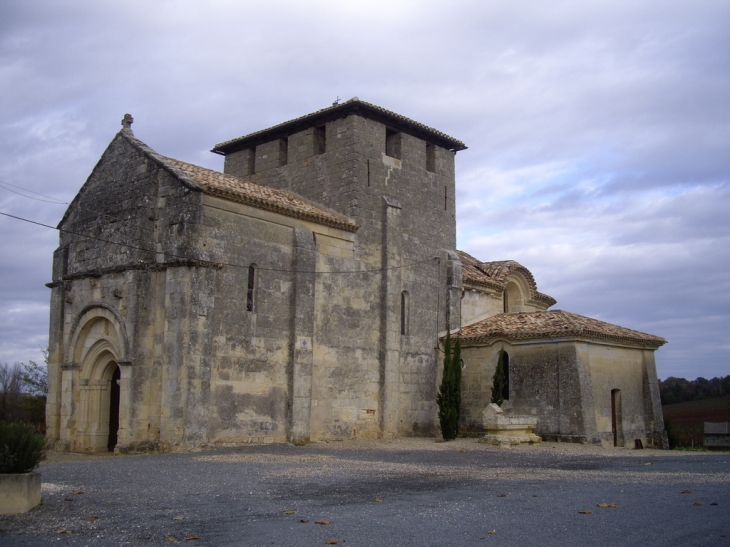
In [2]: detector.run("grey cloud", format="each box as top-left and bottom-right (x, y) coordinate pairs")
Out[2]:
(1, 0), (728, 380)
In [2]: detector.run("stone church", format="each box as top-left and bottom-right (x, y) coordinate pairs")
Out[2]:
(45, 99), (668, 452)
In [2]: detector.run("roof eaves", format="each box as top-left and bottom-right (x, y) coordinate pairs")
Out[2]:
(212, 98), (467, 154)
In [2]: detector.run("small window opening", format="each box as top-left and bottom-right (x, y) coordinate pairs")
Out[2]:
(503, 290), (508, 313)
(400, 290), (409, 335)
(314, 126), (326, 155)
(279, 137), (288, 166)
(386, 129), (401, 159)
(501, 351), (510, 401)
(444, 186), (448, 210)
(426, 143), (436, 172)
(246, 265), (256, 312)
(367, 159), (371, 187)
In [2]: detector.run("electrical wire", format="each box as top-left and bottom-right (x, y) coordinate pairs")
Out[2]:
(0, 210), (441, 276)
(0, 180), (69, 205)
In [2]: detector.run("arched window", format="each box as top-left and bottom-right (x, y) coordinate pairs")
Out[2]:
(400, 290), (409, 335)
(246, 264), (256, 312)
(504, 282), (522, 313)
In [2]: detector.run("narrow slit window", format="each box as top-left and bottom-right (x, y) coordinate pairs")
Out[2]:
(386, 129), (401, 159)
(444, 186), (448, 210)
(400, 290), (409, 335)
(314, 126), (326, 155)
(367, 159), (371, 187)
(246, 265), (256, 312)
(279, 137), (288, 166)
(426, 143), (436, 172)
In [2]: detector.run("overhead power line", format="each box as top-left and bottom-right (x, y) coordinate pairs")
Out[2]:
(0, 179), (69, 205)
(0, 211), (440, 276)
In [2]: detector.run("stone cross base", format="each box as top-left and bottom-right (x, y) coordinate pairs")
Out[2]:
(479, 403), (542, 448)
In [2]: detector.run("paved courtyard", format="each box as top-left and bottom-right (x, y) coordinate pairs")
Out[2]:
(1, 438), (728, 546)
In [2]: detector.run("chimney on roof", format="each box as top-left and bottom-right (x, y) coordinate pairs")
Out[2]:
(121, 113), (134, 135)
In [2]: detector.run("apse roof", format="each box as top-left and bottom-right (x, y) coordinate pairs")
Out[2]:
(455, 310), (667, 349)
(457, 250), (556, 306)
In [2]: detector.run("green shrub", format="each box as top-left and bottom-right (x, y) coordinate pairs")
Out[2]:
(437, 333), (462, 441)
(491, 350), (507, 407)
(0, 422), (46, 473)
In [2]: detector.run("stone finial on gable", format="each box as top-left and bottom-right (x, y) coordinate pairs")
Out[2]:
(121, 113), (134, 135)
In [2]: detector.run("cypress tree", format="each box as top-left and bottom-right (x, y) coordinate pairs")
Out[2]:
(491, 349), (506, 407)
(453, 338), (462, 426)
(437, 332), (461, 440)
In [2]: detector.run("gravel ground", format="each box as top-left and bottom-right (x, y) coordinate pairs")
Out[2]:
(1, 438), (728, 546)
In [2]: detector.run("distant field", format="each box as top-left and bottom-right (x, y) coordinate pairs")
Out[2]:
(662, 395), (730, 446)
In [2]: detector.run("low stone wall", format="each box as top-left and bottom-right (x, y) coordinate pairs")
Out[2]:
(0, 472), (42, 515)
(704, 422), (730, 449)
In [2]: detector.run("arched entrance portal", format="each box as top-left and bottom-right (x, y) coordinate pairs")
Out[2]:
(62, 305), (130, 453)
(78, 343), (123, 452)
(107, 365), (121, 451)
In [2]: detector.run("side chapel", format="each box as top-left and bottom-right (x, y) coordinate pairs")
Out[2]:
(45, 99), (668, 452)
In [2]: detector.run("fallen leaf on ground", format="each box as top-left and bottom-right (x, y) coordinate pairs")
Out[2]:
(83, 516), (98, 521)
(283, 510), (297, 514)
(325, 540), (339, 545)
(167, 537), (177, 543)
(578, 510), (592, 514)
(55, 530), (72, 534)
(711, 502), (719, 506)
(681, 490), (692, 494)
(693, 502), (703, 506)
(644, 462), (653, 466)
(487, 530), (496, 535)
(497, 494), (507, 497)
(597, 503), (617, 508)
(184, 535), (200, 541)
(374, 497), (382, 502)
(71, 490), (84, 495)
(172, 516), (185, 521)
(459, 449), (467, 452)
(315, 520), (331, 525)
(64, 498), (73, 502)
(300, 519), (310, 523)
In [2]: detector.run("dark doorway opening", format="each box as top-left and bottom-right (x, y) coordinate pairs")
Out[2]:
(611, 388), (622, 447)
(107, 366), (120, 451)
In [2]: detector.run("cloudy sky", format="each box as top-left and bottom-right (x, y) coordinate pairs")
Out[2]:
(1, 0), (728, 380)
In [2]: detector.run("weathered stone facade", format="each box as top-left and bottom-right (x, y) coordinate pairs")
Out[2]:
(46, 100), (464, 452)
(455, 252), (668, 449)
(46, 99), (668, 452)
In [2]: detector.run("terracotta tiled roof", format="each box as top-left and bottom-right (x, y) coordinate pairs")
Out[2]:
(457, 250), (556, 306)
(161, 156), (358, 232)
(212, 97), (467, 154)
(121, 131), (358, 233)
(455, 310), (667, 349)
